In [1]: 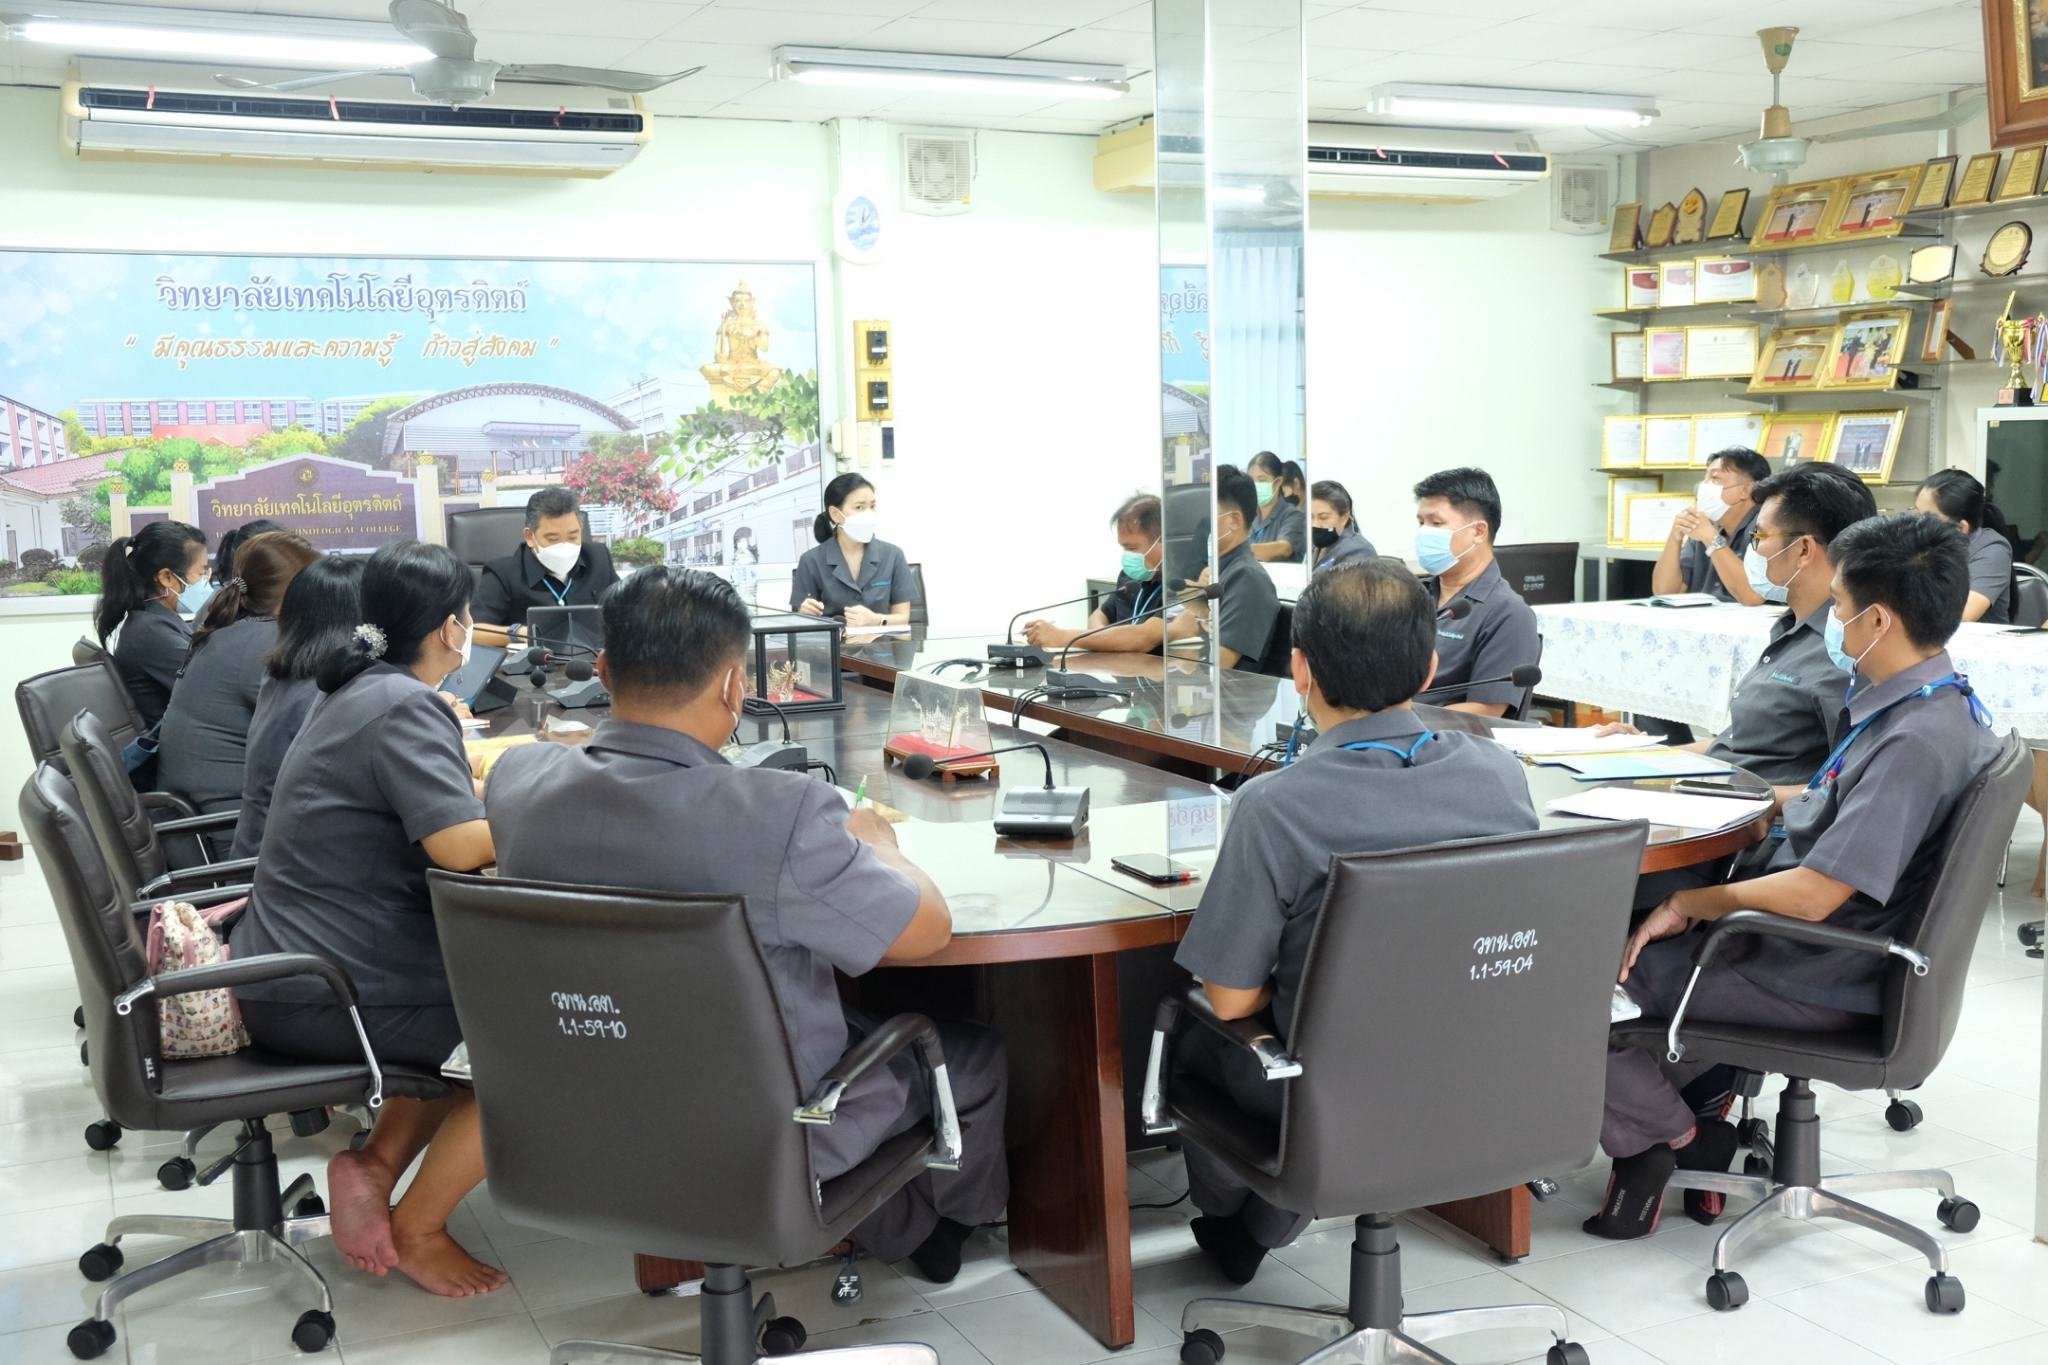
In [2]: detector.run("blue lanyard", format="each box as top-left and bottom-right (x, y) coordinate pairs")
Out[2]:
(542, 572), (574, 606)
(1132, 584), (1160, 621)
(1339, 731), (1437, 766)
(1809, 673), (1991, 789)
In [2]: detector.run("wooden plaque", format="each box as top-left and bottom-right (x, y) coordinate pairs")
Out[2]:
(1997, 144), (2045, 200)
(1705, 189), (1750, 240)
(1645, 202), (1679, 249)
(1608, 202), (1643, 253)
(1672, 188), (1708, 245)
(1955, 152), (2001, 207)
(1908, 156), (1957, 213)
(1983, 221), (2034, 276)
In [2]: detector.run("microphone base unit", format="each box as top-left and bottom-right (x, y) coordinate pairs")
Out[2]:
(728, 740), (811, 773)
(1045, 668), (1121, 690)
(993, 786), (1091, 840)
(986, 644), (1053, 669)
(547, 678), (613, 709)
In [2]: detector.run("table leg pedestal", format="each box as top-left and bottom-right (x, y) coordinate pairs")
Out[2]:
(1423, 1187), (1531, 1261)
(634, 1256), (705, 1293)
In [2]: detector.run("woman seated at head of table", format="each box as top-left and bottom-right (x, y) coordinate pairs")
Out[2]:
(230, 539), (503, 1299)
(791, 472), (919, 627)
(1915, 469), (2013, 625)
(95, 519), (211, 730)
(1308, 481), (1378, 572)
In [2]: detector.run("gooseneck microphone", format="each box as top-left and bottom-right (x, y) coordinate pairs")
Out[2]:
(990, 592), (1103, 668)
(549, 658), (613, 710)
(1049, 583), (1222, 689)
(901, 740), (1089, 838)
(1415, 663), (1542, 701)
(902, 742), (1053, 786)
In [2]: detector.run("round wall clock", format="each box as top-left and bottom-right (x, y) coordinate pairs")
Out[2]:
(831, 190), (886, 264)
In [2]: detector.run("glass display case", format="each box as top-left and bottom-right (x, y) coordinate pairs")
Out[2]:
(743, 613), (843, 715)
(884, 668), (996, 778)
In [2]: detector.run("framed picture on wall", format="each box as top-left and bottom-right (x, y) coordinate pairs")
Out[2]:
(1644, 326), (1688, 380)
(1608, 476), (1663, 542)
(1818, 307), (1912, 390)
(1908, 155), (1958, 213)
(1624, 265), (1661, 309)
(1749, 324), (1836, 392)
(1658, 260), (1697, 308)
(1623, 492), (1697, 547)
(1691, 413), (1766, 462)
(1824, 165), (1923, 241)
(1998, 143), (2047, 199)
(1694, 256), (1757, 303)
(1609, 202), (1643, 253)
(1643, 415), (1695, 466)
(1921, 299), (1954, 362)
(1986, 0), (2048, 147)
(1823, 409), (1905, 482)
(1611, 331), (1647, 381)
(1751, 178), (1842, 248)
(1602, 415), (1646, 467)
(1706, 189), (1750, 240)
(1684, 324), (1759, 379)
(1954, 151), (2002, 207)
(1761, 414), (1834, 468)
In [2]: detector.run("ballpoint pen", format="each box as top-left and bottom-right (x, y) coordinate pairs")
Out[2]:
(854, 774), (868, 807)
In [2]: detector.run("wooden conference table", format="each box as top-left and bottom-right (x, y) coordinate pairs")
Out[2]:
(479, 635), (1765, 1348)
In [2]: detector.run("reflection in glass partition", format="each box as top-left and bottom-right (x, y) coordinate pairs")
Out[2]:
(1156, 0), (1214, 641)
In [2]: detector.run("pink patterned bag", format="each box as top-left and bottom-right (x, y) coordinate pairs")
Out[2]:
(145, 899), (250, 1058)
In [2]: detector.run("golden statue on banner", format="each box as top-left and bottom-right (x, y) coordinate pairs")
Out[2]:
(700, 282), (783, 403)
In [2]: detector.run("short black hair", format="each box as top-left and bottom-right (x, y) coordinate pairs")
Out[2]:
(1291, 558), (1436, 711)
(600, 566), (751, 702)
(1412, 467), (1502, 539)
(526, 486), (580, 530)
(1706, 447), (1772, 484)
(268, 555), (365, 682)
(1310, 479), (1352, 520)
(1750, 463), (1876, 548)
(1215, 464), (1259, 530)
(1112, 493), (1161, 538)
(1918, 468), (1988, 529)
(1829, 512), (1971, 650)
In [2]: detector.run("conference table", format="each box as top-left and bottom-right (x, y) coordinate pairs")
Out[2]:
(478, 634), (1769, 1348)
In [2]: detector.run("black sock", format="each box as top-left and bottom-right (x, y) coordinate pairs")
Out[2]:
(908, 1218), (975, 1284)
(1191, 1213), (1268, 1286)
(1581, 1144), (1678, 1241)
(1678, 1119), (1740, 1225)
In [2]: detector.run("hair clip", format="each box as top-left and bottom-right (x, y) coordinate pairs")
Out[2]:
(225, 576), (247, 593)
(352, 623), (388, 659)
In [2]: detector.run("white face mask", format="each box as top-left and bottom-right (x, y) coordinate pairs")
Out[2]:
(534, 541), (581, 579)
(1696, 480), (1730, 521)
(721, 666), (743, 736)
(451, 617), (473, 669)
(840, 510), (879, 544)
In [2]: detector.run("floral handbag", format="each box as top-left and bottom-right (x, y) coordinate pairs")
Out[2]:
(144, 899), (250, 1058)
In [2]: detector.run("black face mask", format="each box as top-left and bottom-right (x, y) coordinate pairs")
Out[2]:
(1311, 526), (1340, 551)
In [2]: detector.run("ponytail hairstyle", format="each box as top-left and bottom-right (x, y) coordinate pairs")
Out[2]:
(812, 472), (876, 544)
(211, 518), (285, 587)
(267, 555), (365, 682)
(317, 540), (472, 694)
(1917, 468), (1988, 532)
(94, 520), (207, 644)
(1279, 460), (1306, 506)
(191, 532), (319, 654)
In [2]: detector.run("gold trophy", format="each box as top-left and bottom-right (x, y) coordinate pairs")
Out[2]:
(1997, 291), (2036, 406)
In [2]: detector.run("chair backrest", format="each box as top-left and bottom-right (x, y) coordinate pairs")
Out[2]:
(19, 764), (159, 1121)
(1493, 541), (1579, 606)
(1508, 633), (1545, 723)
(428, 872), (835, 1267)
(1881, 730), (2032, 1087)
(446, 505), (595, 592)
(57, 709), (167, 903)
(1275, 822), (1647, 1213)
(904, 562), (928, 626)
(2012, 563), (2048, 628)
(72, 636), (107, 666)
(15, 660), (142, 775)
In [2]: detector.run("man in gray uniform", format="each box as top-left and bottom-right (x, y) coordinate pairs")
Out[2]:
(1208, 464), (1285, 676)
(1171, 558), (1540, 1282)
(1411, 467), (1541, 716)
(1654, 447), (1771, 604)
(487, 569), (1008, 1284)
(1588, 513), (2001, 1240)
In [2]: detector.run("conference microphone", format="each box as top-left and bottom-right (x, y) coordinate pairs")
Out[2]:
(726, 692), (810, 773)
(1437, 599), (1473, 622)
(1414, 663), (1542, 702)
(548, 658), (613, 710)
(902, 742), (1089, 839)
(990, 592), (1102, 668)
(1048, 583), (1222, 690)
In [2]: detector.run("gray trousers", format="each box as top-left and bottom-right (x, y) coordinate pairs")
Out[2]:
(810, 1014), (1010, 1265)
(1604, 935), (1866, 1158)
(1177, 1024), (1314, 1250)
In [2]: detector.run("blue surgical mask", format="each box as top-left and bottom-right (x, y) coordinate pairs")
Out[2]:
(1824, 604), (1873, 675)
(176, 576), (213, 616)
(1743, 543), (1792, 604)
(1121, 542), (1157, 582)
(1413, 522), (1473, 576)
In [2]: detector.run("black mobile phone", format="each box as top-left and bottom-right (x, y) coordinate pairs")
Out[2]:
(1671, 778), (1766, 801)
(1110, 853), (1197, 886)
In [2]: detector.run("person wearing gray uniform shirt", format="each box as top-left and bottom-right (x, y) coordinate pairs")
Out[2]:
(1655, 448), (1771, 605)
(792, 471), (920, 625)
(1308, 480), (1378, 572)
(1171, 558), (1539, 1283)
(1245, 450), (1308, 563)
(1411, 467), (1540, 717)
(93, 519), (210, 730)
(1590, 514), (2001, 1240)
(1915, 469), (2013, 625)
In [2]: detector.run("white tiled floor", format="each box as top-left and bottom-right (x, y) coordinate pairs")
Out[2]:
(1, 833), (2041, 1365)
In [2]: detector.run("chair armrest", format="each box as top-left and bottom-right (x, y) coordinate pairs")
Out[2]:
(112, 952), (385, 1109)
(138, 858), (259, 899)
(1138, 981), (1302, 1138)
(1661, 910), (1929, 1063)
(794, 1012), (963, 1173)
(141, 792), (199, 819)
(129, 883), (251, 919)
(153, 810), (241, 837)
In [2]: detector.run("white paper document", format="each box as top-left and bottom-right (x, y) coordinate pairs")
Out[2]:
(1546, 786), (1772, 830)
(846, 624), (914, 638)
(1490, 728), (1667, 756)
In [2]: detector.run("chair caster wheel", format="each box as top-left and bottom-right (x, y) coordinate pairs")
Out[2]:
(1735, 1117), (1768, 1147)
(760, 1316), (807, 1355)
(1743, 1153), (1772, 1177)
(1706, 1270), (1748, 1311)
(1546, 1343), (1591, 1365)
(1181, 1328), (1226, 1365)
(74, 1006), (86, 1029)
(292, 1309), (336, 1352)
(157, 1156), (195, 1191)
(2019, 920), (2044, 948)
(78, 1244), (123, 1282)
(1925, 1274), (1965, 1313)
(1886, 1099), (1923, 1132)
(82, 1120), (121, 1152)
(67, 1318), (116, 1360)
(293, 1192), (326, 1218)
(1527, 1177), (1560, 1201)
(79, 1040), (88, 1066)
(1937, 1197), (1980, 1233)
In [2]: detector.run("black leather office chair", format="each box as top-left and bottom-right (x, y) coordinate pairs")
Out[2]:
(447, 505), (594, 594)
(60, 711), (251, 909)
(18, 661), (155, 788)
(1616, 730), (2030, 1315)
(1140, 822), (1648, 1365)
(904, 561), (928, 626)
(1492, 543), (1580, 606)
(22, 764), (448, 1361)
(429, 871), (957, 1365)
(72, 636), (107, 666)
(2012, 562), (2048, 629)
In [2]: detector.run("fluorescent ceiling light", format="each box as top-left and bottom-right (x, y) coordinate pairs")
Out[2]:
(775, 46), (1128, 101)
(5, 3), (427, 66)
(1367, 82), (1657, 129)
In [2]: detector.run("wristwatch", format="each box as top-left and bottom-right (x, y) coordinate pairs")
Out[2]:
(1708, 533), (1730, 553)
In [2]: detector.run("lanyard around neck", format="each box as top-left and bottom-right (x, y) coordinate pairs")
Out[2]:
(541, 571), (574, 606)
(1339, 731), (1437, 766)
(1809, 673), (1990, 788)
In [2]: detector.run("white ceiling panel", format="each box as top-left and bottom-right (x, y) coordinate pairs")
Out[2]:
(467, 0), (708, 40)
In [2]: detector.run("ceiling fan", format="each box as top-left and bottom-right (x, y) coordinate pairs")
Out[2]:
(1737, 25), (1985, 181)
(214, 0), (701, 105)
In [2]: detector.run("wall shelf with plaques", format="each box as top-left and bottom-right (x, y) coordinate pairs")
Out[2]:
(1601, 222), (1942, 265)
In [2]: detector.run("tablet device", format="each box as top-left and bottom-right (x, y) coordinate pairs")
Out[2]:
(526, 604), (604, 658)
(442, 642), (510, 707)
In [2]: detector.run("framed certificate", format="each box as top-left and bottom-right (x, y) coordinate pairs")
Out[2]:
(1908, 155), (1957, 213)
(1823, 409), (1905, 482)
(1658, 260), (1696, 308)
(1644, 326), (1687, 381)
(1752, 178), (1842, 248)
(1611, 331), (1646, 381)
(1706, 189), (1750, 240)
(1997, 144), (2045, 201)
(1609, 476), (1663, 542)
(1624, 492), (1696, 547)
(1691, 412), (1766, 462)
(1749, 324), (1836, 393)
(1920, 298), (1953, 363)
(1954, 151), (2001, 208)
(1685, 324), (1759, 379)
(1694, 256), (1757, 303)
(1761, 414), (1833, 468)
(1624, 265), (1661, 309)
(1602, 415), (1646, 468)
(1608, 202), (1643, 253)
(1646, 202), (1679, 248)
(1825, 165), (1922, 242)
(1644, 415), (1695, 466)
(1819, 307), (1911, 390)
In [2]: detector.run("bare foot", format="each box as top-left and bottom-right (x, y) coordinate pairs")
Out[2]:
(2032, 848), (2046, 900)
(327, 1150), (398, 1275)
(391, 1226), (508, 1298)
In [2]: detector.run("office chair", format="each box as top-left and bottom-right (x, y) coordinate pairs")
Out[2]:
(1617, 731), (2030, 1314)
(2000, 564), (2046, 954)
(447, 505), (594, 594)
(1492, 542), (1580, 607)
(1140, 822), (1648, 1365)
(16, 661), (170, 798)
(429, 870), (957, 1365)
(21, 764), (448, 1361)
(904, 561), (928, 626)
(72, 636), (107, 666)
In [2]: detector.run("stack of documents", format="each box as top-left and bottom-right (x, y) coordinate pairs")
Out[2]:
(1547, 786), (1772, 830)
(1489, 728), (1667, 756)
(1550, 750), (1738, 782)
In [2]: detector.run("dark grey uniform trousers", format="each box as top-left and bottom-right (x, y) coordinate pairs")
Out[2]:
(1604, 935), (1867, 1158)
(1176, 1024), (1314, 1250)
(810, 1013), (1010, 1265)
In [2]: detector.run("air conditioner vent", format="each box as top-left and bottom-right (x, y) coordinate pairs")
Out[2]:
(76, 85), (644, 134)
(1306, 144), (1546, 174)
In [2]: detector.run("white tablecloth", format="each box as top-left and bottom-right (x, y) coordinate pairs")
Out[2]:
(1533, 602), (2048, 744)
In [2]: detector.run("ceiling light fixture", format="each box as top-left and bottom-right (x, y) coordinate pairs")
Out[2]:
(774, 46), (1128, 101)
(1366, 83), (1658, 129)
(5, 2), (428, 67)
